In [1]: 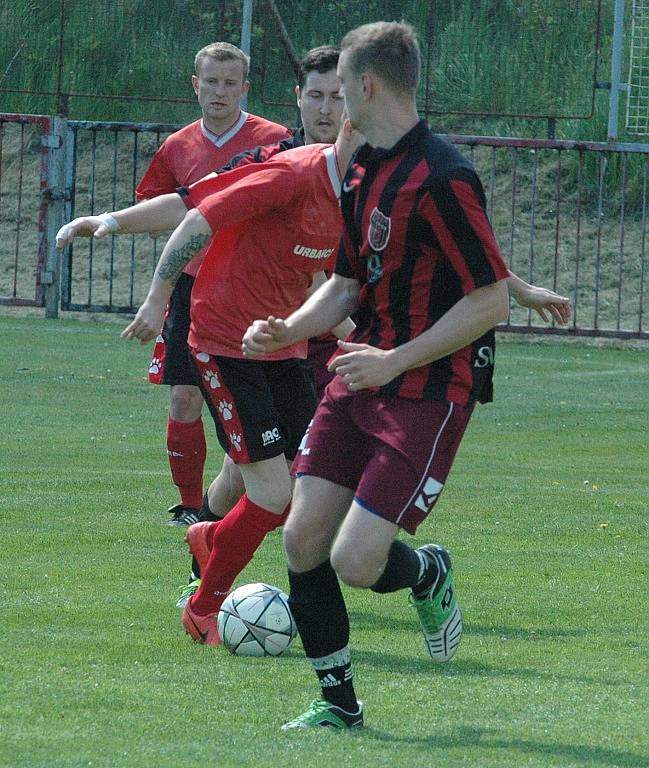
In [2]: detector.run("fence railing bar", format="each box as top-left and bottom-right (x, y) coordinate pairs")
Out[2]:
(109, 130), (119, 309)
(573, 150), (585, 331)
(594, 154), (606, 329)
(639, 157), (648, 333)
(488, 146), (496, 221)
(12, 123), (26, 298)
(500, 323), (649, 340)
(129, 132), (139, 309)
(0, 123), (4, 273)
(617, 153), (628, 330)
(510, 147), (518, 276)
(553, 151), (562, 304)
(88, 129), (97, 307)
(527, 148), (539, 327)
(447, 134), (649, 154)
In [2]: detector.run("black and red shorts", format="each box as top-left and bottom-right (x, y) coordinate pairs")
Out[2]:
(148, 273), (200, 387)
(191, 350), (317, 465)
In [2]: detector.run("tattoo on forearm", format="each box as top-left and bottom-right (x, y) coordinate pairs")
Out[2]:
(158, 233), (210, 282)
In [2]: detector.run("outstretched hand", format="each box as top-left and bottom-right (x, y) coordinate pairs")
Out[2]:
(120, 299), (166, 344)
(328, 340), (400, 390)
(517, 285), (571, 324)
(56, 216), (112, 249)
(242, 316), (291, 357)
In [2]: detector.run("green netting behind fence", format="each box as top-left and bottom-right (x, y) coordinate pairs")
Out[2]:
(1, 0), (610, 135)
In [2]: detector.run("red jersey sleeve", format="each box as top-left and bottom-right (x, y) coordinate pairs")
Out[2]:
(135, 143), (179, 200)
(188, 161), (296, 233)
(419, 171), (509, 295)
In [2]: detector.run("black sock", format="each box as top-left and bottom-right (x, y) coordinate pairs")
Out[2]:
(198, 492), (221, 522)
(370, 540), (423, 594)
(288, 561), (358, 712)
(190, 493), (223, 581)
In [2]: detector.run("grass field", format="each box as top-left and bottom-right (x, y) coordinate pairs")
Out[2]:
(1, 315), (647, 768)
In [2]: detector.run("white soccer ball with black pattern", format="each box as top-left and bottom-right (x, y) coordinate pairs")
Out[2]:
(217, 582), (297, 657)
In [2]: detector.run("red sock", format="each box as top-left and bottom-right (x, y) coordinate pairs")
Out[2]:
(192, 494), (289, 615)
(166, 418), (206, 509)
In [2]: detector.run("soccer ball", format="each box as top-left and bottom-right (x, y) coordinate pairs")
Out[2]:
(217, 582), (297, 657)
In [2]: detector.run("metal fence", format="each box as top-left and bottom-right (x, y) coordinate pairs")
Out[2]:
(1, 112), (647, 339)
(59, 120), (180, 314)
(0, 114), (50, 308)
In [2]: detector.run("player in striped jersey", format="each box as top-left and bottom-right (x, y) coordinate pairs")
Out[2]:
(242, 21), (568, 730)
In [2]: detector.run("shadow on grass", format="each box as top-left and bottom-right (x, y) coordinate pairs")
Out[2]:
(350, 648), (622, 687)
(349, 611), (588, 640)
(362, 726), (648, 768)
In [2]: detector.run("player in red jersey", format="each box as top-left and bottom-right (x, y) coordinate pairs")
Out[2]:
(242, 22), (567, 730)
(56, 116), (363, 646)
(174, 45), (345, 607)
(137, 42), (290, 527)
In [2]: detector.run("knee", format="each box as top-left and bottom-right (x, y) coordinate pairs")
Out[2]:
(247, 473), (292, 515)
(170, 386), (203, 420)
(283, 514), (328, 570)
(219, 457), (245, 498)
(283, 514), (307, 562)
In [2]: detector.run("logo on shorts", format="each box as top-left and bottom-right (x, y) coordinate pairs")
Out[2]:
(368, 207), (391, 252)
(297, 419), (313, 456)
(262, 427), (281, 447)
(414, 477), (444, 514)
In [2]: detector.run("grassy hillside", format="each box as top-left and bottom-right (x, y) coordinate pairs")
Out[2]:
(0, 0), (617, 141)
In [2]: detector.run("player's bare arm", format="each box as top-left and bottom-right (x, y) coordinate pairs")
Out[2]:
(121, 209), (212, 344)
(55, 193), (187, 249)
(304, 271), (356, 340)
(242, 273), (360, 357)
(330, 279), (510, 391)
(506, 271), (571, 325)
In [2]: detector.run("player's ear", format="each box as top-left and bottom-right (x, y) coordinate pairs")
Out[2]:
(360, 72), (373, 99)
(294, 85), (301, 108)
(191, 74), (199, 95)
(242, 80), (250, 96)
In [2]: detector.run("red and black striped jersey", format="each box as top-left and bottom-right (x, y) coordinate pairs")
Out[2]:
(336, 119), (509, 405)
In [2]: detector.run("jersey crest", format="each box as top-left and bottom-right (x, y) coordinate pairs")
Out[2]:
(368, 206), (391, 252)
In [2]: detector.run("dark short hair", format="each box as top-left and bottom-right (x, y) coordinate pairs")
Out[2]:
(297, 45), (340, 88)
(341, 22), (420, 96)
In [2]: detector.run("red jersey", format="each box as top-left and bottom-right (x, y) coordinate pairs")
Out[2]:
(135, 113), (290, 276)
(183, 143), (342, 360)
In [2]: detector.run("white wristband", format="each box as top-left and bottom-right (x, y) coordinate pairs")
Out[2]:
(98, 212), (120, 233)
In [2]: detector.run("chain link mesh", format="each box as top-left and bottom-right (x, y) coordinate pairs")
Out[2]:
(626, 0), (649, 134)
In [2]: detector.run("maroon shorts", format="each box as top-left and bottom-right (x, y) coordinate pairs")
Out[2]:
(292, 376), (474, 534)
(306, 335), (338, 400)
(192, 349), (316, 465)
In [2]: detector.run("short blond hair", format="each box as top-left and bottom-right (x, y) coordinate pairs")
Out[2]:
(194, 42), (250, 80)
(341, 21), (420, 96)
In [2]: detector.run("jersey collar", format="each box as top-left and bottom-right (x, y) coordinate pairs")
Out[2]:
(201, 111), (249, 148)
(322, 145), (342, 198)
(358, 119), (428, 165)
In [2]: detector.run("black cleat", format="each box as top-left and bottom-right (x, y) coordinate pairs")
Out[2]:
(166, 504), (200, 527)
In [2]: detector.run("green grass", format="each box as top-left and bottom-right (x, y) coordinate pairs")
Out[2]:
(1, 315), (647, 768)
